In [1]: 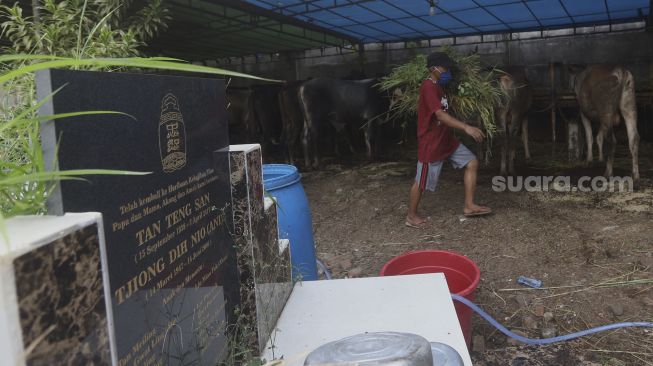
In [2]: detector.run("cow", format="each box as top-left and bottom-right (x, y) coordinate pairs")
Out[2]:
(278, 81), (304, 165)
(571, 64), (639, 179)
(298, 78), (390, 169)
(249, 84), (284, 155)
(496, 66), (533, 175)
(226, 88), (255, 144)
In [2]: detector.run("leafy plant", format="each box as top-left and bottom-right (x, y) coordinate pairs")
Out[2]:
(378, 47), (506, 138)
(0, 0), (169, 57)
(0, 0), (175, 213)
(0, 0), (174, 219)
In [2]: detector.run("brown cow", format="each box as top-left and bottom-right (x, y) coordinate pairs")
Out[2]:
(572, 64), (639, 179)
(497, 66), (533, 175)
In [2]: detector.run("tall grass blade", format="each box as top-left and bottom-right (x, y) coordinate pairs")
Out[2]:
(0, 56), (281, 84)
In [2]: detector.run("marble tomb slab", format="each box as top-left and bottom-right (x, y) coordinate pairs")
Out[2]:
(37, 69), (240, 365)
(0, 213), (112, 366)
(229, 144), (292, 354)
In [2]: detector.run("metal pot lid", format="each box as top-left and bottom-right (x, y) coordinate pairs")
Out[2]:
(304, 332), (434, 366)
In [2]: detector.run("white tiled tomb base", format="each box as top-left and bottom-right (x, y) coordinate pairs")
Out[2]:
(262, 273), (472, 366)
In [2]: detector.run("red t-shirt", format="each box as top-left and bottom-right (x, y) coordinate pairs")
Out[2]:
(417, 79), (460, 162)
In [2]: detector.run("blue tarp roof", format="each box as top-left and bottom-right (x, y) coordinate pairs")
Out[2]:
(244, 0), (651, 43)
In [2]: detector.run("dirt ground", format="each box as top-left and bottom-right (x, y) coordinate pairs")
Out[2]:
(297, 139), (653, 366)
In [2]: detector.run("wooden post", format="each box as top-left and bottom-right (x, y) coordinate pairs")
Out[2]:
(549, 62), (557, 157)
(648, 0), (653, 32)
(358, 42), (365, 77)
(550, 63), (556, 142)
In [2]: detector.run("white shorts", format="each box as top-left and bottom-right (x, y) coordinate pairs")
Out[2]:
(416, 144), (476, 192)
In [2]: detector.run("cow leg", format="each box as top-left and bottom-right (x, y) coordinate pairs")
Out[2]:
(302, 122), (312, 169)
(288, 116), (300, 166)
(604, 126), (616, 178)
(508, 114), (521, 175)
(620, 72), (640, 180)
(301, 115), (320, 169)
(599, 111), (616, 177)
(311, 123), (320, 169)
(345, 129), (356, 154)
(522, 117), (531, 160)
(311, 122), (322, 169)
(282, 118), (295, 165)
(287, 133), (296, 165)
(499, 110), (509, 175)
(499, 109), (510, 175)
(293, 120), (303, 167)
(333, 129), (342, 157)
(485, 139), (492, 166)
(580, 113), (593, 163)
(596, 124), (607, 163)
(364, 120), (375, 160)
(500, 128), (510, 175)
(500, 138), (507, 175)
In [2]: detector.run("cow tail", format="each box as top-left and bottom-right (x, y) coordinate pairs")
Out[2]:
(620, 69), (637, 124)
(248, 93), (263, 139)
(298, 84), (311, 165)
(298, 85), (309, 129)
(623, 69), (635, 94)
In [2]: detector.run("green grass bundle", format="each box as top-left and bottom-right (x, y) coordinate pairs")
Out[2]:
(379, 47), (506, 137)
(377, 54), (428, 124)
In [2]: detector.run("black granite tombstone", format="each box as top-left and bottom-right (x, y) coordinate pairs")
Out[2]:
(37, 69), (239, 366)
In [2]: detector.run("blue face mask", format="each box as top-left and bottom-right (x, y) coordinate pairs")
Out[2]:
(438, 71), (453, 86)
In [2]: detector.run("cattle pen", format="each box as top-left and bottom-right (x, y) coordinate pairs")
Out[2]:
(5, 1), (653, 365)
(163, 1), (653, 364)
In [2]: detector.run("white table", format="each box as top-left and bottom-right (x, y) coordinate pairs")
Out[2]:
(262, 273), (472, 366)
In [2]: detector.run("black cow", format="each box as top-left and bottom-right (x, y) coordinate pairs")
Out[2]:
(226, 88), (255, 144)
(298, 78), (390, 168)
(250, 84), (284, 155)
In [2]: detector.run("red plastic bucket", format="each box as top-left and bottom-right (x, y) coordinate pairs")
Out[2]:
(380, 250), (480, 347)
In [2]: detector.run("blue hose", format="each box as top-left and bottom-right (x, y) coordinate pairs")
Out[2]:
(451, 294), (653, 345)
(316, 259), (332, 280)
(317, 269), (652, 344)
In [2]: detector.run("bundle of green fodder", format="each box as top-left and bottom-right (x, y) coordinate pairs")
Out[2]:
(378, 47), (506, 138)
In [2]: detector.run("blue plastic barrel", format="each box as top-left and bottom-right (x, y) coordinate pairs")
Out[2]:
(262, 164), (318, 281)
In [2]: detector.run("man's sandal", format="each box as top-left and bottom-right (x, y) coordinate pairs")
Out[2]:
(405, 221), (427, 229)
(463, 208), (493, 217)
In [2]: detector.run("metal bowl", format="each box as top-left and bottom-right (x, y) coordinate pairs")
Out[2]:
(304, 332), (434, 366)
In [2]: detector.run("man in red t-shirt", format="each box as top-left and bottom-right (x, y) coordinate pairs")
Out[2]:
(406, 52), (492, 229)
